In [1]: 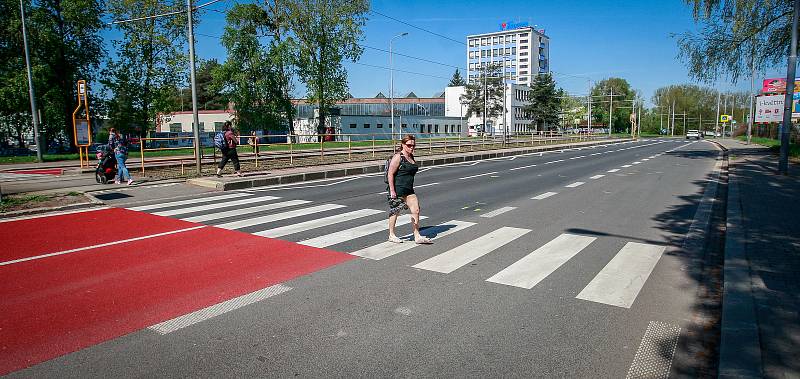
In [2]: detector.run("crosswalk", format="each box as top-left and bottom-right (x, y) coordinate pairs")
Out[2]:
(0, 172), (54, 182)
(124, 191), (668, 309)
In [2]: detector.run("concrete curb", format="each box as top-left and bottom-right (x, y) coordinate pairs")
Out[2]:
(188, 138), (633, 191)
(0, 193), (104, 220)
(714, 141), (764, 378)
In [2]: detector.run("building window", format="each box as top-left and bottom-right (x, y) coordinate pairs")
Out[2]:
(520, 58), (528, 62)
(520, 39), (529, 44)
(481, 38), (487, 46)
(435, 125), (439, 133)
(469, 39), (476, 47)
(350, 123), (356, 128)
(169, 123), (182, 133)
(377, 123), (383, 128)
(492, 36), (498, 44)
(401, 123), (407, 129)
(427, 124), (432, 133)
(505, 36), (511, 43)
(521, 52), (529, 56)
(520, 65), (528, 69)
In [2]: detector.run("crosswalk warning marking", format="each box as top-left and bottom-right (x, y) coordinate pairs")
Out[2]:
(576, 242), (665, 308)
(486, 233), (596, 289)
(565, 181), (585, 188)
(255, 209), (383, 238)
(152, 195), (281, 217)
(351, 220), (476, 260)
(480, 207), (516, 218)
(531, 192), (557, 200)
(412, 227), (530, 274)
(589, 175), (605, 180)
(128, 192), (250, 212)
(181, 200), (311, 223)
(215, 203), (346, 230)
(607, 169), (620, 173)
(299, 214), (427, 248)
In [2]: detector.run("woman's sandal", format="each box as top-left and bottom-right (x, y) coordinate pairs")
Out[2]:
(415, 236), (433, 244)
(388, 235), (403, 243)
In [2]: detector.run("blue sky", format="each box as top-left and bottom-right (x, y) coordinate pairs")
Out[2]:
(163, 0), (776, 104)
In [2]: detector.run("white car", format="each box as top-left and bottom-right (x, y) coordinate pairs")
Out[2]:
(686, 130), (701, 140)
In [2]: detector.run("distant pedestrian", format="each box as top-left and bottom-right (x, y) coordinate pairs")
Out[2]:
(215, 121), (242, 177)
(386, 134), (431, 244)
(114, 136), (133, 185)
(108, 128), (120, 151)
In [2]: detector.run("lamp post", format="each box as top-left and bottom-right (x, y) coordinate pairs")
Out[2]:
(20, 0), (42, 163)
(389, 32), (408, 141)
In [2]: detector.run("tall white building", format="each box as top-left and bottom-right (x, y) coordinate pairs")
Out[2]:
(466, 24), (549, 86)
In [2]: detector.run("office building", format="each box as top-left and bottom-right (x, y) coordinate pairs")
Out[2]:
(466, 24), (550, 86)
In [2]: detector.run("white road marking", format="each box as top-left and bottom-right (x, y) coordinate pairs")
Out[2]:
(182, 200), (309, 223)
(299, 215), (427, 248)
(607, 169), (620, 173)
(128, 193), (249, 212)
(531, 192), (558, 200)
(509, 163), (537, 171)
(632, 161), (642, 165)
(416, 182), (439, 188)
(351, 220), (475, 260)
(642, 158), (650, 161)
(215, 204), (345, 230)
(486, 233), (596, 289)
(509, 156), (517, 160)
(0, 206), (109, 223)
(459, 172), (498, 180)
(255, 209), (382, 238)
(576, 242), (666, 308)
(480, 206), (517, 218)
(621, 165), (632, 168)
(152, 195), (281, 217)
(589, 175), (605, 180)
(565, 181), (585, 188)
(148, 284), (292, 334)
(0, 226), (206, 266)
(412, 227), (530, 273)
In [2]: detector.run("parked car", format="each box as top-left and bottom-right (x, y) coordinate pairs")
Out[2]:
(686, 129), (702, 140)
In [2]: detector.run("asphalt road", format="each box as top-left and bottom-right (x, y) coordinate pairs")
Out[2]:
(10, 138), (724, 377)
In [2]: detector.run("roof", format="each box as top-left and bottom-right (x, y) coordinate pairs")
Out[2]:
(291, 97), (444, 105)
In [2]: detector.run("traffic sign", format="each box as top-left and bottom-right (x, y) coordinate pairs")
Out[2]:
(720, 115), (731, 122)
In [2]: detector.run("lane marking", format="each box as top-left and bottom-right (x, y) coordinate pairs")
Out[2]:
(632, 161), (642, 165)
(152, 195), (281, 217)
(129, 193), (249, 212)
(486, 233), (596, 289)
(589, 175), (605, 179)
(416, 182), (440, 188)
(459, 172), (498, 180)
(412, 227), (530, 273)
(148, 284), (292, 335)
(215, 204), (345, 230)
(607, 169), (620, 173)
(255, 209), (382, 238)
(509, 163), (537, 171)
(621, 164), (632, 168)
(351, 220), (475, 260)
(299, 215), (427, 248)
(531, 192), (558, 200)
(0, 226), (206, 266)
(576, 242), (665, 308)
(642, 158), (650, 161)
(181, 200), (310, 223)
(480, 206), (517, 218)
(565, 181), (585, 188)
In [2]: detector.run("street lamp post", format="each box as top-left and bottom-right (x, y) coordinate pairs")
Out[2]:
(389, 32), (408, 141)
(20, 0), (43, 163)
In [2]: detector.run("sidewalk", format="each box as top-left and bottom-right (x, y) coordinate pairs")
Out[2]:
(716, 139), (800, 378)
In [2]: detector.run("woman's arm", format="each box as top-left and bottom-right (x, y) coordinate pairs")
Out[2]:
(387, 154), (401, 198)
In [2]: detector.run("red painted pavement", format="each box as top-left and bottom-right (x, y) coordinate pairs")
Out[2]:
(8, 169), (64, 175)
(0, 208), (198, 262)
(0, 213), (355, 375)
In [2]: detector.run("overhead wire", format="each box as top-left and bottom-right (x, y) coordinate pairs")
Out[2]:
(369, 10), (466, 46)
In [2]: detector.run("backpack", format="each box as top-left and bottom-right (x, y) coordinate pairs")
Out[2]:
(383, 153), (401, 184)
(213, 132), (226, 150)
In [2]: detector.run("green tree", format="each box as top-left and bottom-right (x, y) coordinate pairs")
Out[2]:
(524, 73), (560, 131)
(590, 77), (636, 133)
(103, 0), (188, 136)
(558, 93), (586, 131)
(677, 0), (789, 82)
(217, 3), (294, 132)
(174, 59), (228, 111)
(286, 0), (369, 138)
(448, 68), (466, 87)
(460, 63), (504, 132)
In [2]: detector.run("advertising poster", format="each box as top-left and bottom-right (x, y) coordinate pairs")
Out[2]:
(75, 120), (90, 145)
(762, 77), (800, 94)
(754, 95), (800, 123)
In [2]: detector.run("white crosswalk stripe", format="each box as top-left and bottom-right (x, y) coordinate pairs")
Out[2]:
(128, 192), (250, 212)
(412, 227), (530, 274)
(0, 173), (54, 182)
(152, 195), (281, 217)
(480, 207), (516, 218)
(351, 220), (476, 260)
(532, 192), (557, 200)
(576, 242), (665, 308)
(299, 214), (427, 248)
(255, 209), (382, 238)
(486, 234), (596, 289)
(182, 200), (311, 223)
(216, 204), (346, 230)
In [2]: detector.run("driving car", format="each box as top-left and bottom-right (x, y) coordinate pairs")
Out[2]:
(686, 129), (701, 140)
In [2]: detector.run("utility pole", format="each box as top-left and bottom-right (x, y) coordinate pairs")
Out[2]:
(483, 68), (487, 136)
(20, 0), (42, 163)
(608, 86), (613, 136)
(187, 0), (201, 175)
(587, 81), (592, 134)
(671, 100), (676, 137)
(779, 0), (799, 174)
(715, 91), (721, 137)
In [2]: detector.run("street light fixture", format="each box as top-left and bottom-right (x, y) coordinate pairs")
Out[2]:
(389, 32), (408, 141)
(20, 0), (43, 163)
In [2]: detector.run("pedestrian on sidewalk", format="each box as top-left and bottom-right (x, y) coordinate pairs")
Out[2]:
(108, 128), (120, 150)
(386, 134), (432, 244)
(114, 136), (133, 185)
(215, 121), (242, 177)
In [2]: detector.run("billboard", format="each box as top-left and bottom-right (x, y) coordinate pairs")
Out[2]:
(754, 94), (800, 123)
(762, 77), (800, 94)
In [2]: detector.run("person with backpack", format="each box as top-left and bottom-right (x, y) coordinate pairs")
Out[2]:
(385, 134), (431, 244)
(215, 121), (242, 177)
(107, 128), (120, 151)
(114, 135), (133, 185)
